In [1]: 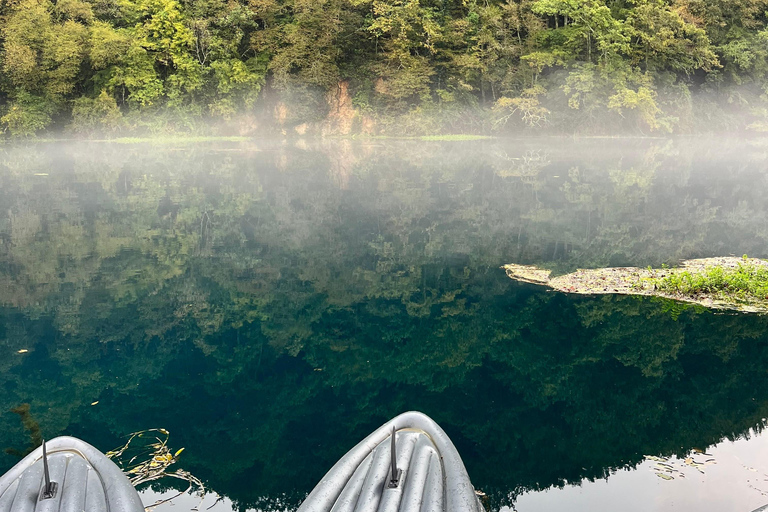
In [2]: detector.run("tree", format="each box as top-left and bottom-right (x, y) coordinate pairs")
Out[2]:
(1, 0), (89, 134)
(626, 0), (719, 74)
(366, 0), (441, 100)
(253, 0), (346, 89)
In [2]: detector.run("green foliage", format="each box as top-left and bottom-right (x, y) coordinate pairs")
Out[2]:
(652, 261), (768, 302)
(366, 0), (440, 100)
(1, 91), (55, 137)
(134, 0), (202, 104)
(1, 0), (89, 100)
(494, 85), (550, 127)
(208, 57), (267, 119)
(0, 0), (89, 136)
(255, 0), (345, 89)
(70, 90), (124, 134)
(626, 0), (719, 74)
(0, 0), (764, 135)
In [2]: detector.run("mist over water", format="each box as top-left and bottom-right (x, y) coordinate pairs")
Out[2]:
(1, 138), (768, 511)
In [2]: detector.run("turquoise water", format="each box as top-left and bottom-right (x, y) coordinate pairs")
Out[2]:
(1, 139), (768, 511)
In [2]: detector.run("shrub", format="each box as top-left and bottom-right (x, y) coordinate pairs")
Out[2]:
(1, 91), (55, 137)
(70, 90), (124, 135)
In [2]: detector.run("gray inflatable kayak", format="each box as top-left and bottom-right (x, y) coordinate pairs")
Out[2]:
(0, 437), (143, 512)
(298, 411), (484, 512)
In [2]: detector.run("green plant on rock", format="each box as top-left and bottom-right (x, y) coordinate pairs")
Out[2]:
(652, 261), (768, 303)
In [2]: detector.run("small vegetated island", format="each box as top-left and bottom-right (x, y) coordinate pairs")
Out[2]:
(504, 256), (768, 314)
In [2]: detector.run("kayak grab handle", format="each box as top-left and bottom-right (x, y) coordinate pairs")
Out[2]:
(40, 439), (58, 500)
(388, 426), (402, 488)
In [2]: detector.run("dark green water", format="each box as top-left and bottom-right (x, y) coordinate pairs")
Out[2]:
(1, 139), (768, 511)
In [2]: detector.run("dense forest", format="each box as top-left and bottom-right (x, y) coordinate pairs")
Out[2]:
(1, 0), (768, 136)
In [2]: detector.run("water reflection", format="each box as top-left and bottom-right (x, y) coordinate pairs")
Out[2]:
(1, 139), (768, 510)
(512, 428), (768, 512)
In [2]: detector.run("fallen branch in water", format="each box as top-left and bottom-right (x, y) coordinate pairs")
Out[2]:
(503, 256), (768, 314)
(107, 429), (206, 511)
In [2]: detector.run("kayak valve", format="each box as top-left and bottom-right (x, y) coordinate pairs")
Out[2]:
(388, 426), (402, 488)
(40, 439), (58, 500)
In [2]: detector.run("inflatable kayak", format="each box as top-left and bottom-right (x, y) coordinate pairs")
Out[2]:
(0, 437), (143, 512)
(298, 411), (484, 512)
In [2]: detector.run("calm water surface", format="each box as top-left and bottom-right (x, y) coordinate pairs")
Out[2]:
(1, 138), (768, 511)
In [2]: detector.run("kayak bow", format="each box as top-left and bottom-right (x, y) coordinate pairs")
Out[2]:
(298, 411), (484, 512)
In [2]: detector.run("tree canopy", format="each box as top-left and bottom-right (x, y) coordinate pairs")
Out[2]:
(1, 0), (767, 136)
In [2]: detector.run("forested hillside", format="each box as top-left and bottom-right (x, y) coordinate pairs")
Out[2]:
(1, 0), (767, 137)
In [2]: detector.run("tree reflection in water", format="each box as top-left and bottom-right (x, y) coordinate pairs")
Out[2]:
(1, 139), (768, 510)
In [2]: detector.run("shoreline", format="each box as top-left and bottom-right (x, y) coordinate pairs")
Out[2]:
(4, 133), (768, 145)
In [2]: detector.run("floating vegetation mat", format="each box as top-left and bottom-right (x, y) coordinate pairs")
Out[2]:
(107, 429), (206, 511)
(503, 257), (768, 314)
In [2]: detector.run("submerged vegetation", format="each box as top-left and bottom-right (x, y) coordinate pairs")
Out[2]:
(3, 404), (42, 458)
(504, 257), (768, 313)
(2, 0), (768, 137)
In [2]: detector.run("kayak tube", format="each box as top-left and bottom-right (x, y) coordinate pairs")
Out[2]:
(0, 437), (143, 512)
(298, 411), (484, 512)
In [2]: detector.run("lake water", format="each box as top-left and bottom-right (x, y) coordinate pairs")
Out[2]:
(1, 138), (768, 511)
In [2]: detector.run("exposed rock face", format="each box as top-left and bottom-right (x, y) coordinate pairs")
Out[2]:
(274, 102), (289, 126)
(256, 81), (376, 136)
(322, 81), (358, 136)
